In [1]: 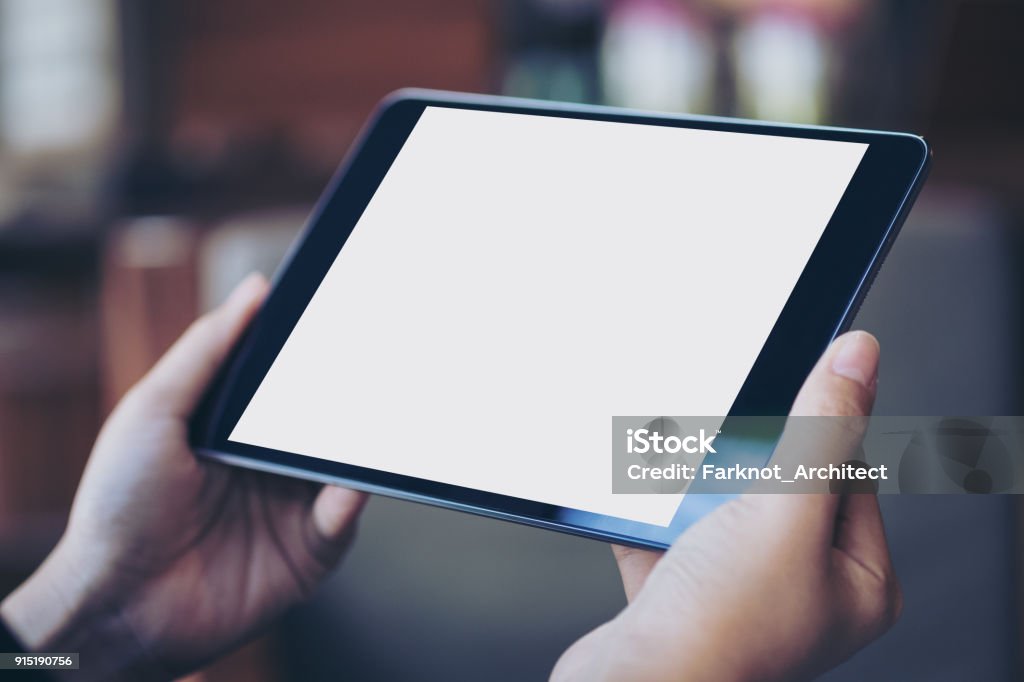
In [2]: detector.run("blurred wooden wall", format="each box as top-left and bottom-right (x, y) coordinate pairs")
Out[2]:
(173, 1), (491, 140)
(123, 0), (494, 203)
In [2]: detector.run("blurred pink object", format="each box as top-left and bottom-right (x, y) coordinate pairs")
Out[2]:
(706, 0), (865, 31)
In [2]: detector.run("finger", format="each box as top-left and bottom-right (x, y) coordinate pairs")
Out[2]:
(305, 486), (368, 568)
(834, 492), (894, 585)
(834, 491), (902, 641)
(133, 273), (269, 417)
(746, 332), (881, 538)
(611, 544), (662, 602)
(312, 486), (368, 541)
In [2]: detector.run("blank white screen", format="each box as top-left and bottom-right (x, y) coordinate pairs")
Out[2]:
(230, 106), (868, 526)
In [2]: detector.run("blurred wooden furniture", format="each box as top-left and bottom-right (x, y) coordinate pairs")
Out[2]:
(0, 275), (100, 594)
(100, 218), (200, 407)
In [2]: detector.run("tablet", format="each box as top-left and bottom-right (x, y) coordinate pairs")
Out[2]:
(190, 90), (930, 549)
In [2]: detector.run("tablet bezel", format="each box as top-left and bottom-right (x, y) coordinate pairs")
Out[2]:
(190, 90), (931, 550)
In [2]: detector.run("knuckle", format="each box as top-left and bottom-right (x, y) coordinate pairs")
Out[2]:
(115, 382), (153, 416)
(815, 388), (871, 419)
(185, 313), (218, 339)
(831, 414), (870, 448)
(857, 567), (902, 636)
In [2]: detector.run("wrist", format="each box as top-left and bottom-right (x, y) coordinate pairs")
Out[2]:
(0, 537), (170, 682)
(2, 540), (82, 648)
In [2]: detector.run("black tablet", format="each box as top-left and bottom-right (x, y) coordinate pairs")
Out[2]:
(190, 89), (930, 549)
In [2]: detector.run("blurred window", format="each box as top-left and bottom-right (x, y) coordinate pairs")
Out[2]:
(0, 0), (118, 158)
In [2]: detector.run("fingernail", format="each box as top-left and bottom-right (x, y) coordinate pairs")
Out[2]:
(224, 272), (265, 309)
(831, 331), (880, 389)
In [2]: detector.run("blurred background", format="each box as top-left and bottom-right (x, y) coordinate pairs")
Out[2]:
(0, 0), (1022, 680)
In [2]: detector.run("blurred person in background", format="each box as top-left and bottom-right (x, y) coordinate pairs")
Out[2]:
(0, 274), (897, 681)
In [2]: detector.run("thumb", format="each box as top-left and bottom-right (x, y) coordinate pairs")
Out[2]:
(131, 273), (269, 417)
(746, 331), (881, 541)
(789, 330), (880, 419)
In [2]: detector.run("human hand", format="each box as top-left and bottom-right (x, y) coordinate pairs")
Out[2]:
(553, 331), (899, 682)
(1, 274), (367, 681)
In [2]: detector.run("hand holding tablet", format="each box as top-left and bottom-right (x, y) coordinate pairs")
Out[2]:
(3, 281), (898, 682)
(556, 332), (898, 682)
(190, 90), (930, 548)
